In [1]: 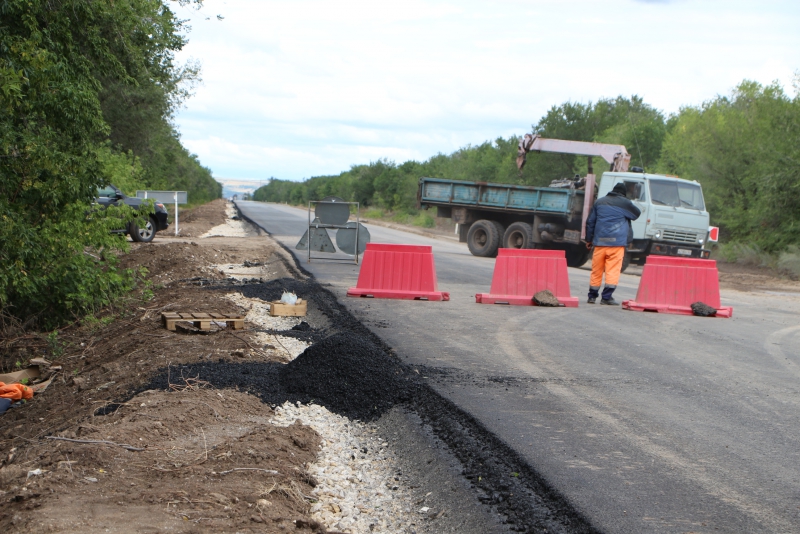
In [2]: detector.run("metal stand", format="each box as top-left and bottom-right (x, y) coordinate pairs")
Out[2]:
(307, 200), (361, 264)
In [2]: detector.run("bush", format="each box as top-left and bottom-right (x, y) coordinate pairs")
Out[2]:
(777, 245), (800, 278)
(412, 213), (435, 228)
(715, 243), (775, 267)
(363, 209), (384, 219)
(391, 212), (412, 224)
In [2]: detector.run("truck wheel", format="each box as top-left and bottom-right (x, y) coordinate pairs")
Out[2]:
(621, 252), (631, 273)
(467, 219), (502, 257)
(565, 246), (591, 268)
(131, 216), (157, 243)
(502, 222), (533, 249)
(491, 221), (505, 248)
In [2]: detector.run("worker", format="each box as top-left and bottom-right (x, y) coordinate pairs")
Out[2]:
(585, 182), (641, 305)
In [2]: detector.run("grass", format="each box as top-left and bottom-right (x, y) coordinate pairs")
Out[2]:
(715, 243), (774, 267)
(777, 245), (800, 278)
(714, 242), (800, 279)
(362, 208), (384, 219)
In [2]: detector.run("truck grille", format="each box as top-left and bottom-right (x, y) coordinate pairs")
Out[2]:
(662, 230), (700, 244)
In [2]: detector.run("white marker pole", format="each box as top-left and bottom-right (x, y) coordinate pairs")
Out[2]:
(174, 192), (179, 236)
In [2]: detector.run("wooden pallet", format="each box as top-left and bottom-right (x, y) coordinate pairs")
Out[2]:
(269, 299), (307, 317)
(161, 312), (244, 331)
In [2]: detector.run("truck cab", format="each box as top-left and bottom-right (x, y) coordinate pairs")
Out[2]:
(598, 172), (712, 265)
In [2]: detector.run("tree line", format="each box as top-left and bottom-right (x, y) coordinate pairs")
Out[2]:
(1, 0), (221, 326)
(254, 78), (800, 253)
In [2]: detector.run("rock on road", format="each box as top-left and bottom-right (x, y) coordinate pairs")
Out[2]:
(237, 200), (800, 534)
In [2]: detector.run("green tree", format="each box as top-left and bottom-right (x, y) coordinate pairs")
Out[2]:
(0, 0), (208, 325)
(659, 79), (800, 251)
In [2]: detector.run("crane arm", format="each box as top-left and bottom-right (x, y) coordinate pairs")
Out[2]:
(516, 134), (630, 172)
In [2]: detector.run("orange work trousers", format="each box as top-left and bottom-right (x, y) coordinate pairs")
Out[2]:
(589, 246), (625, 288)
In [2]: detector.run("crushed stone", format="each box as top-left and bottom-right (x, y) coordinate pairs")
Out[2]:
(272, 402), (417, 534)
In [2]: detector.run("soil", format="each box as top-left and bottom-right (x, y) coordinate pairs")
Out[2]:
(714, 261), (800, 292)
(0, 203), (330, 533)
(172, 198), (231, 238)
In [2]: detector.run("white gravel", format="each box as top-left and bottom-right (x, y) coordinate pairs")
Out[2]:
(224, 292), (310, 360)
(272, 403), (417, 534)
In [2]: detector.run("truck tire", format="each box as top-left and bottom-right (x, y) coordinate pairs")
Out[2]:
(130, 216), (157, 243)
(491, 220), (505, 248)
(502, 222), (533, 249)
(565, 246), (591, 268)
(467, 219), (502, 257)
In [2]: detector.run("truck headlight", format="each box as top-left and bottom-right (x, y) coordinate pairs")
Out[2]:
(654, 230), (662, 239)
(698, 238), (704, 245)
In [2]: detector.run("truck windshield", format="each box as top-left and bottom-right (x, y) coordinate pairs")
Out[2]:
(649, 179), (704, 210)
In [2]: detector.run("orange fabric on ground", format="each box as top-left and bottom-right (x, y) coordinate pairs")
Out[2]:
(0, 382), (34, 400)
(589, 246), (626, 287)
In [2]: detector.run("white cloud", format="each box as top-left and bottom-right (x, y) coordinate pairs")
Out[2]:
(172, 0), (800, 180)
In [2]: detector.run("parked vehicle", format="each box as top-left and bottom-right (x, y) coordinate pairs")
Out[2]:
(417, 135), (717, 270)
(95, 185), (169, 242)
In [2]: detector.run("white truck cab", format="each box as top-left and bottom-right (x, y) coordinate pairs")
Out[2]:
(597, 171), (715, 265)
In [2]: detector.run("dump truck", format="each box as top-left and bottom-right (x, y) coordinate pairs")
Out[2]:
(417, 134), (717, 269)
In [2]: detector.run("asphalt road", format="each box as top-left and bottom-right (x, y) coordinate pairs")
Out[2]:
(237, 200), (800, 534)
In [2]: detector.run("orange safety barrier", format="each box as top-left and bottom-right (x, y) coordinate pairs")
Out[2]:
(475, 249), (578, 307)
(347, 243), (450, 301)
(622, 256), (732, 317)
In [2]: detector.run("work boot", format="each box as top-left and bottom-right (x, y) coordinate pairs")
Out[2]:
(587, 286), (600, 304)
(600, 285), (618, 305)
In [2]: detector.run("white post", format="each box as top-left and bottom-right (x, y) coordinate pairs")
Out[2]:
(174, 192), (179, 236)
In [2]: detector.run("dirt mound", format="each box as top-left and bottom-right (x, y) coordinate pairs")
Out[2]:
(174, 198), (230, 237)
(2, 389), (323, 532)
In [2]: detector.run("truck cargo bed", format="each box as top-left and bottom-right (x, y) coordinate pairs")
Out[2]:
(418, 177), (584, 217)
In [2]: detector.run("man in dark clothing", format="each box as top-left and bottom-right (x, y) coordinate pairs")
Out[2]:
(585, 182), (642, 305)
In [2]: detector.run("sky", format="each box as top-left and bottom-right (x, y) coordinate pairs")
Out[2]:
(171, 0), (800, 183)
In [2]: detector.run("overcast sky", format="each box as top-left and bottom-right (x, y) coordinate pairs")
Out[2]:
(172, 0), (799, 182)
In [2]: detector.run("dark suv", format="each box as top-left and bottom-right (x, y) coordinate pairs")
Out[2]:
(95, 185), (169, 242)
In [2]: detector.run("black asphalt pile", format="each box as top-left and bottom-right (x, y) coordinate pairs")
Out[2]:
(282, 333), (418, 421)
(236, 277), (311, 302)
(691, 301), (717, 316)
(145, 333), (417, 422)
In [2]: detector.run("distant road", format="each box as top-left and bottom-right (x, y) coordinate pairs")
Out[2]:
(238, 200), (800, 534)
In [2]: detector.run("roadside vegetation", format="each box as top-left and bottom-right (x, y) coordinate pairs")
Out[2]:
(0, 0), (221, 327)
(254, 76), (800, 275)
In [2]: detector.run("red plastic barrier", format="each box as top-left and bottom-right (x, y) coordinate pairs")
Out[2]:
(622, 256), (733, 317)
(347, 243), (450, 301)
(475, 249), (578, 307)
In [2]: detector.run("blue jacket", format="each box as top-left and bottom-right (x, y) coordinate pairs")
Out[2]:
(586, 192), (641, 247)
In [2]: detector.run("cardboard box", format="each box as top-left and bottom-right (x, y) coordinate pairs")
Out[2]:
(269, 299), (307, 317)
